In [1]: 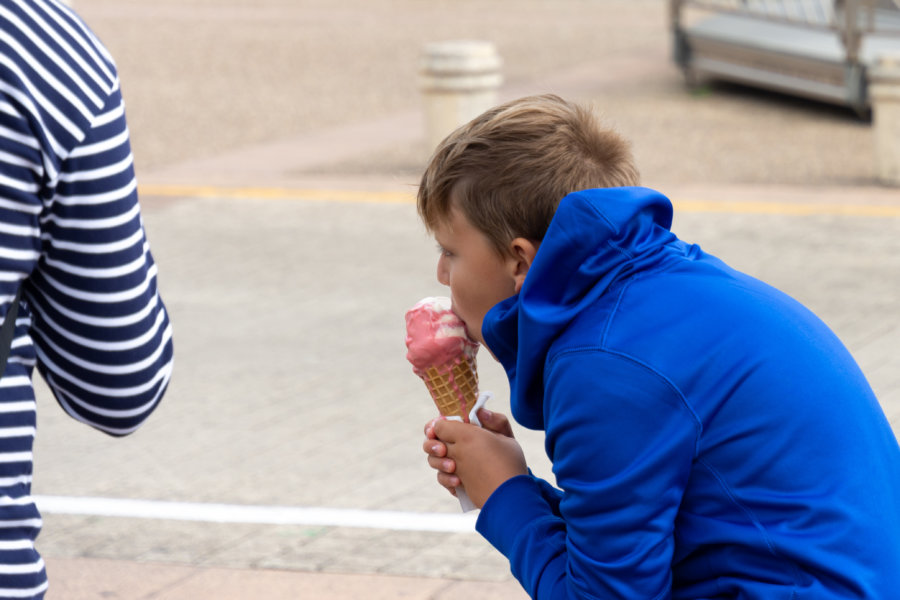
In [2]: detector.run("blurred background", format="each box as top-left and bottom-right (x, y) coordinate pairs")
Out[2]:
(74, 0), (897, 185)
(27, 1), (900, 598)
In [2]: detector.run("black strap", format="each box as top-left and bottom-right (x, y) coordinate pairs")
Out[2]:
(0, 287), (23, 377)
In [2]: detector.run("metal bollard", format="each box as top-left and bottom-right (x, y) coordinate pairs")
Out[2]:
(419, 40), (503, 153)
(870, 54), (900, 186)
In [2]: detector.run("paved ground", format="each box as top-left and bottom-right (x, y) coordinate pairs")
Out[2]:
(24, 0), (900, 598)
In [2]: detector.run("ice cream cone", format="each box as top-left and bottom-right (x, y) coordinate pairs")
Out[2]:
(405, 295), (481, 423)
(421, 357), (479, 422)
(405, 296), (485, 512)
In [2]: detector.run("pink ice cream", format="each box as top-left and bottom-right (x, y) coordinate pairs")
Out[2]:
(404, 296), (478, 375)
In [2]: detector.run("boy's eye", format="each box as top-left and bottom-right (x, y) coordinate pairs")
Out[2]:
(436, 244), (453, 257)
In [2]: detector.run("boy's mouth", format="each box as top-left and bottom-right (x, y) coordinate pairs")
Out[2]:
(449, 302), (474, 341)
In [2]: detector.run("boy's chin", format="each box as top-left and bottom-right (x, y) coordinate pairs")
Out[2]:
(464, 324), (483, 346)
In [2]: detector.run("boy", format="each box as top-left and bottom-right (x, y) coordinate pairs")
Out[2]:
(420, 94), (900, 599)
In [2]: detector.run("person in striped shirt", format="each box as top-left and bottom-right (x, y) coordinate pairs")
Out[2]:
(0, 0), (174, 596)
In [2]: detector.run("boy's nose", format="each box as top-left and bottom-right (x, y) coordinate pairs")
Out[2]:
(436, 255), (449, 286)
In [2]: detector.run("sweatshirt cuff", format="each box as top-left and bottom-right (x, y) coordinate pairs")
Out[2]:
(476, 474), (555, 556)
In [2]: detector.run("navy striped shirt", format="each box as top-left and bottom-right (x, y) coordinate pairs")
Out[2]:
(0, 0), (174, 596)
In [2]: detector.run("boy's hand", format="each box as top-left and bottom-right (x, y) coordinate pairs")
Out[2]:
(423, 409), (527, 508)
(423, 408), (514, 495)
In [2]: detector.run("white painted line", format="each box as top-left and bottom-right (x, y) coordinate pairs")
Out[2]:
(33, 495), (478, 533)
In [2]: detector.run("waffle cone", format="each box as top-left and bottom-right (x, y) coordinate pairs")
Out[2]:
(421, 358), (479, 422)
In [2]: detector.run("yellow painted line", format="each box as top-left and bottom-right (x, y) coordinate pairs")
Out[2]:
(138, 184), (900, 217)
(674, 199), (900, 218)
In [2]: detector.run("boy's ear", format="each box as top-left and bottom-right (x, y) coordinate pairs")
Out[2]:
(507, 237), (539, 294)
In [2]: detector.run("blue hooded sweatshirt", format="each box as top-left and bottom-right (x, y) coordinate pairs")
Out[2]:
(477, 187), (900, 599)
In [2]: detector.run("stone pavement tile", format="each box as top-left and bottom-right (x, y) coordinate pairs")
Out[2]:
(39, 515), (515, 583)
(147, 566), (522, 600)
(42, 556), (521, 600)
(34, 514), (99, 548)
(433, 580), (530, 600)
(209, 526), (401, 573)
(206, 525), (512, 582)
(402, 533), (511, 581)
(38, 515), (260, 565)
(43, 557), (197, 600)
(37, 515), (125, 560)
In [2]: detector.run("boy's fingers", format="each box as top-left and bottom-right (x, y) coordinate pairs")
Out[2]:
(424, 417), (442, 438)
(423, 439), (446, 457)
(427, 455), (456, 473)
(479, 408), (499, 428)
(437, 472), (461, 491)
(432, 418), (466, 442)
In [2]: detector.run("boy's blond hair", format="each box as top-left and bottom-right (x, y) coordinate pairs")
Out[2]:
(417, 94), (640, 256)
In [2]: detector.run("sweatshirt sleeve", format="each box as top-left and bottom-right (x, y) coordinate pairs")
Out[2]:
(24, 86), (174, 436)
(478, 350), (699, 599)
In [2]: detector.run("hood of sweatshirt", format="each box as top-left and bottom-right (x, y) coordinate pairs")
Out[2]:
(482, 186), (681, 430)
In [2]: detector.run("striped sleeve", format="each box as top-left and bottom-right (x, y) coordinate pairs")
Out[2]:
(27, 84), (174, 435)
(0, 0), (173, 437)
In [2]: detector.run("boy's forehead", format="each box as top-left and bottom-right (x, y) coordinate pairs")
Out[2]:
(433, 206), (482, 246)
(432, 208), (461, 237)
